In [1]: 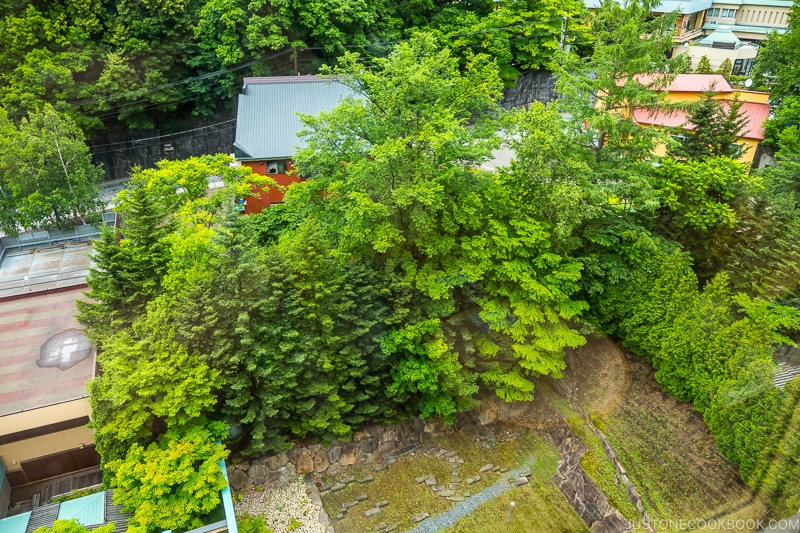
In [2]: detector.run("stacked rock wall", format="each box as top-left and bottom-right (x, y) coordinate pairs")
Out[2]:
(226, 397), (530, 492)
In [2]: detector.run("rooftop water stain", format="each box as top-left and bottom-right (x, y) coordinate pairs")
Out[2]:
(38, 329), (93, 371)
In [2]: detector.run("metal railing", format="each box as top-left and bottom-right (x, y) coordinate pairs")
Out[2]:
(0, 213), (117, 266)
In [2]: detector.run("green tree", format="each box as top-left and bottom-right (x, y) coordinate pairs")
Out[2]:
(106, 423), (229, 533)
(78, 155), (256, 339)
(295, 34), (502, 415)
(703, 172), (800, 299)
(33, 520), (115, 533)
(552, 0), (686, 211)
(295, 35), (588, 406)
(695, 55), (713, 74)
(173, 216), (396, 454)
(654, 157), (756, 232)
(424, 0), (591, 85)
(88, 326), (223, 462)
(0, 104), (103, 232)
(671, 91), (748, 160)
(753, 11), (800, 151)
(717, 57), (733, 78)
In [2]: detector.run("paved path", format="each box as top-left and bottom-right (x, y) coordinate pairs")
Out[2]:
(404, 460), (534, 533)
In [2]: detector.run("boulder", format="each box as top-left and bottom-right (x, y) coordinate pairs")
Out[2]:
(366, 424), (385, 439)
(314, 448), (330, 473)
(297, 455), (314, 474)
(339, 448), (358, 466)
(228, 469), (253, 492)
(395, 421), (413, 441)
(365, 508), (381, 518)
(248, 464), (269, 485)
(477, 406), (497, 425)
(328, 446), (342, 464)
(377, 441), (398, 455)
(411, 512), (429, 523)
(267, 452), (289, 470)
(360, 437), (379, 453)
(287, 446), (311, 463)
(276, 463), (296, 481)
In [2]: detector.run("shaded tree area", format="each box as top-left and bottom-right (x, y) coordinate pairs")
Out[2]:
(78, 38), (591, 531)
(0, 0), (589, 131)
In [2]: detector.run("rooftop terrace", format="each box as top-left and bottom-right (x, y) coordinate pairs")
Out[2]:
(0, 286), (95, 417)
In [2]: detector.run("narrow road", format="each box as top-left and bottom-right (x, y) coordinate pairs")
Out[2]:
(403, 460), (534, 533)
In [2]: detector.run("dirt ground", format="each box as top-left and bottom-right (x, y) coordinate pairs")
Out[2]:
(562, 334), (631, 416)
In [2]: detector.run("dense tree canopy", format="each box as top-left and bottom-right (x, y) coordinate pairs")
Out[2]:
(0, 0), (587, 129)
(74, 2), (800, 522)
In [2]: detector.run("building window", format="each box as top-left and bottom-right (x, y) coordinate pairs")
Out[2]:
(732, 58), (754, 76)
(721, 8), (737, 17)
(708, 7), (720, 17)
(265, 160), (288, 174)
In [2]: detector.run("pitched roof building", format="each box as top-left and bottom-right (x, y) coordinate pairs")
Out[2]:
(631, 73), (770, 164)
(233, 76), (357, 212)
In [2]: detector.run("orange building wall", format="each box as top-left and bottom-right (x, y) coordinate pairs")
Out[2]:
(242, 160), (301, 214)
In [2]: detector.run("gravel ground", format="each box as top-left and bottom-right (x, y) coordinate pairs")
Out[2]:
(403, 460), (535, 533)
(234, 477), (327, 533)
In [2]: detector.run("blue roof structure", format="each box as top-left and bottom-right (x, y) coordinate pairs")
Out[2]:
(57, 490), (105, 526)
(233, 76), (358, 161)
(0, 511), (31, 533)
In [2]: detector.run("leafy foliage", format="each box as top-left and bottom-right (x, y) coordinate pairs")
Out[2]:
(106, 423), (229, 533)
(0, 104), (103, 234)
(32, 521), (114, 533)
(695, 55), (712, 74)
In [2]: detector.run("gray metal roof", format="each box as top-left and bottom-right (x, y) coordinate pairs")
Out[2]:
(233, 76), (358, 160)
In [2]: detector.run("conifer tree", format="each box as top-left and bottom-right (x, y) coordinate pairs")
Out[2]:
(695, 55), (713, 74)
(718, 58), (733, 78)
(671, 91), (747, 161)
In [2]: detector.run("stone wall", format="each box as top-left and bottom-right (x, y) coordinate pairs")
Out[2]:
(501, 70), (556, 109)
(226, 396), (531, 493)
(90, 108), (237, 182)
(547, 426), (632, 533)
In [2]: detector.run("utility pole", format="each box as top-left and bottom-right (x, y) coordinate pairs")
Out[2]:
(560, 16), (570, 51)
(294, 48), (299, 76)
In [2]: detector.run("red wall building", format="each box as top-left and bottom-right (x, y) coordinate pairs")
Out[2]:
(233, 76), (357, 214)
(242, 159), (300, 214)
